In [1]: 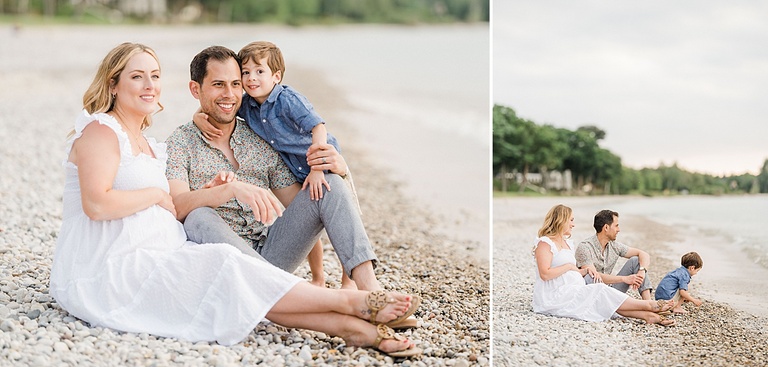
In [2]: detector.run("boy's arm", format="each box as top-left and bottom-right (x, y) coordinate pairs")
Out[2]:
(311, 123), (328, 145)
(191, 108), (223, 139)
(678, 289), (702, 306)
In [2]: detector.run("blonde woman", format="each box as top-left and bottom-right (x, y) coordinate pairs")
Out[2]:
(532, 204), (675, 326)
(49, 42), (420, 357)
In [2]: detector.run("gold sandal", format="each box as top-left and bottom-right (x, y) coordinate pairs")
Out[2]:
(373, 324), (422, 358)
(657, 314), (675, 327)
(655, 299), (675, 314)
(365, 290), (421, 328)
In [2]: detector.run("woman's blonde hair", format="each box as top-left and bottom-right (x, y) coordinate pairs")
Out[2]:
(537, 204), (572, 238)
(81, 42), (163, 131)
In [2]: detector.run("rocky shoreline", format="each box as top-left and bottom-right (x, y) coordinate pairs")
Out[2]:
(0, 25), (489, 366)
(493, 198), (768, 366)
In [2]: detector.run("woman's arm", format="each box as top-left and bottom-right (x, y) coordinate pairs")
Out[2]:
(534, 241), (579, 281)
(73, 122), (174, 221)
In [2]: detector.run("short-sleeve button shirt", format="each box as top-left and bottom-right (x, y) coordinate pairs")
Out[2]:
(575, 234), (629, 274)
(654, 266), (691, 300)
(239, 84), (341, 182)
(165, 118), (296, 247)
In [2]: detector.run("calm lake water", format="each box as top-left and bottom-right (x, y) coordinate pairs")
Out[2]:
(608, 195), (768, 269)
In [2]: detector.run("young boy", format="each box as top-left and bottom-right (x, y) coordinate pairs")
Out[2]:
(655, 251), (703, 314)
(194, 41), (353, 289)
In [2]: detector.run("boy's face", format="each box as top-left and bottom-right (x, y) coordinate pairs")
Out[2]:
(241, 57), (281, 104)
(687, 266), (701, 276)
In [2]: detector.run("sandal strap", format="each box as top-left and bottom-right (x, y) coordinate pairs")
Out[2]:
(373, 324), (396, 348)
(366, 290), (389, 325)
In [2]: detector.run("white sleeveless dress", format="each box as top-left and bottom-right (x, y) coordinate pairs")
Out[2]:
(49, 111), (302, 346)
(532, 236), (627, 321)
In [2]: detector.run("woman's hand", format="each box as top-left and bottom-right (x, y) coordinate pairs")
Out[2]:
(156, 189), (177, 218)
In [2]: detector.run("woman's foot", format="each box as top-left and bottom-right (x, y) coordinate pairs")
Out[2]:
(653, 314), (676, 327)
(672, 306), (688, 314)
(371, 324), (421, 358)
(360, 291), (413, 324)
(653, 299), (675, 313)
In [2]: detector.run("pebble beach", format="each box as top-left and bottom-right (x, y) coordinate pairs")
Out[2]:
(0, 24), (489, 366)
(493, 197), (768, 366)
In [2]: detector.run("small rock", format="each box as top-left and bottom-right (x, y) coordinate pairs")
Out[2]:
(299, 345), (313, 361)
(1, 319), (16, 332)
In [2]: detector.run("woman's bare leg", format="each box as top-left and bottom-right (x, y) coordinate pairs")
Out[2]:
(617, 298), (674, 313)
(268, 282), (412, 324)
(265, 312), (415, 353)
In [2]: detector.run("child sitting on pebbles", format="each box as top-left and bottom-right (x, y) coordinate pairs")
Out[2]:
(655, 251), (703, 314)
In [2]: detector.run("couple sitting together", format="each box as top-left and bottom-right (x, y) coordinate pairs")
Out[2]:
(49, 42), (422, 357)
(532, 205), (704, 326)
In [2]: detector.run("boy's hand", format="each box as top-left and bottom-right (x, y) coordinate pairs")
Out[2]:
(692, 298), (703, 307)
(302, 170), (330, 201)
(192, 109), (223, 139)
(204, 171), (236, 189)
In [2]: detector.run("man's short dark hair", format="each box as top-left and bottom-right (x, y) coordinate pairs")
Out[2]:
(593, 209), (619, 233)
(190, 46), (239, 84)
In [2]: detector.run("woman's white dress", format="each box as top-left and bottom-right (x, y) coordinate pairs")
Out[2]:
(49, 111), (302, 346)
(532, 236), (627, 321)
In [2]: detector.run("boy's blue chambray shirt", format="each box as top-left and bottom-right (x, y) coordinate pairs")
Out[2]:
(240, 84), (340, 182)
(654, 266), (691, 300)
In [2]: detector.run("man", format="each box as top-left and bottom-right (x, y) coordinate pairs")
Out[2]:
(575, 209), (653, 300)
(165, 46), (381, 291)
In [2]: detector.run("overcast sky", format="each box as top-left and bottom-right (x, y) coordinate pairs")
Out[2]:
(493, 1), (768, 175)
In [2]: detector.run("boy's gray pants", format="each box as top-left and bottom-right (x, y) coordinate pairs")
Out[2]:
(183, 174), (377, 279)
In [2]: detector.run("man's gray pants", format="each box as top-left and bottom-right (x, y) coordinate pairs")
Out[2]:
(583, 256), (652, 295)
(183, 174), (377, 279)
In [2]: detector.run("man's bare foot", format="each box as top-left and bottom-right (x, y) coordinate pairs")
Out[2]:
(672, 306), (688, 314)
(359, 291), (412, 324)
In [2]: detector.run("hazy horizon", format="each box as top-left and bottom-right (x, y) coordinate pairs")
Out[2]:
(494, 1), (768, 176)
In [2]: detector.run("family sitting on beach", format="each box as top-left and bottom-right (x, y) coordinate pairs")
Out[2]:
(532, 205), (703, 326)
(49, 42), (423, 357)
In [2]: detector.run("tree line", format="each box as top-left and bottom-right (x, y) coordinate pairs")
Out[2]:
(1, 0), (489, 24)
(493, 104), (768, 195)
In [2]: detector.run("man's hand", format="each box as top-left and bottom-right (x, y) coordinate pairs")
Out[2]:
(584, 265), (603, 283)
(230, 181), (284, 225)
(624, 274), (644, 290)
(302, 170), (330, 200)
(306, 143), (347, 176)
(204, 171), (236, 189)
